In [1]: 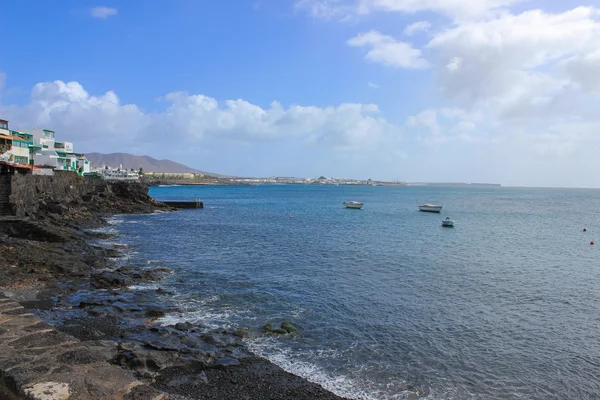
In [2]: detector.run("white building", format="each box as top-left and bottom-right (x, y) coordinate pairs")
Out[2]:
(29, 129), (91, 175)
(0, 120), (32, 166)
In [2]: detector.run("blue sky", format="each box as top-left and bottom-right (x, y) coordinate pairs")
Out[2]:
(2, 0), (600, 187)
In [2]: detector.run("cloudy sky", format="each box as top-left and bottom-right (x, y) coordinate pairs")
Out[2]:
(1, 0), (600, 187)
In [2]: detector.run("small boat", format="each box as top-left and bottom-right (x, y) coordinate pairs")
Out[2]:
(442, 217), (454, 227)
(344, 201), (364, 209)
(419, 204), (442, 213)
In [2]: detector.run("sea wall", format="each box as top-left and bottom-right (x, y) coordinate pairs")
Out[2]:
(8, 171), (100, 218)
(4, 172), (164, 220)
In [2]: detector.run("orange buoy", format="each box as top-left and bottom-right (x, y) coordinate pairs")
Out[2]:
(584, 228), (587, 232)
(591, 241), (595, 245)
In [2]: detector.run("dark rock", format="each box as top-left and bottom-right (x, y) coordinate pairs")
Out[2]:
(84, 230), (116, 239)
(57, 348), (107, 365)
(214, 357), (240, 367)
(202, 334), (225, 347)
(167, 372), (209, 387)
(91, 271), (133, 289)
(123, 384), (164, 400)
(233, 328), (255, 338)
(47, 203), (69, 215)
(281, 321), (298, 333)
(156, 288), (174, 295)
(145, 308), (166, 318)
(174, 322), (193, 331)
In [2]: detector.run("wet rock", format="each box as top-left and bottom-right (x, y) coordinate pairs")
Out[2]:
(281, 322), (298, 334)
(202, 334), (226, 347)
(91, 271), (132, 289)
(112, 342), (197, 374)
(146, 308), (166, 318)
(156, 288), (174, 295)
(84, 230), (115, 239)
(173, 322), (193, 331)
(263, 322), (294, 335)
(233, 328), (255, 339)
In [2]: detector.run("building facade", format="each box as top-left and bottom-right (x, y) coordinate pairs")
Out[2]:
(0, 119), (91, 176)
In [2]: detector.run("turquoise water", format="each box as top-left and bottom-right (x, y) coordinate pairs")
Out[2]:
(114, 185), (600, 399)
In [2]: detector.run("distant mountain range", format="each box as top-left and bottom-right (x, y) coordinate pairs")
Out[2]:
(85, 153), (226, 176)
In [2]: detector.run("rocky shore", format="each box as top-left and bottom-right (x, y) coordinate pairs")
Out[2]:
(0, 177), (347, 399)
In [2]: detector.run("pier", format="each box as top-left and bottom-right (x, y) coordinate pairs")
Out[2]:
(162, 199), (204, 209)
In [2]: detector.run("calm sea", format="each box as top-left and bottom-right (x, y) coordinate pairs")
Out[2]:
(111, 185), (600, 399)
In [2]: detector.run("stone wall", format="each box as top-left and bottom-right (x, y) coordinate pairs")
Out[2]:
(0, 175), (11, 215)
(8, 171), (102, 219)
(5, 172), (165, 220)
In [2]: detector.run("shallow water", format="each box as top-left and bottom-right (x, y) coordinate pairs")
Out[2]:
(111, 185), (600, 399)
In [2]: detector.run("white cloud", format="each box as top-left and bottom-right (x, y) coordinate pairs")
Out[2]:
(358, 0), (521, 20)
(0, 80), (402, 155)
(347, 30), (428, 68)
(296, 0), (521, 21)
(90, 6), (118, 19)
(294, 0), (356, 19)
(368, 81), (380, 88)
(403, 21), (431, 36)
(560, 49), (600, 93)
(407, 108), (483, 147)
(427, 7), (600, 114)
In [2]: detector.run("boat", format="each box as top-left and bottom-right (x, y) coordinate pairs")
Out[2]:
(343, 201), (364, 209)
(419, 204), (442, 213)
(442, 217), (454, 227)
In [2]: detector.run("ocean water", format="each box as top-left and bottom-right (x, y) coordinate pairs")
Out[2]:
(112, 185), (600, 399)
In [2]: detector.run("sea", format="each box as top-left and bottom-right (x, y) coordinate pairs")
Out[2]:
(108, 184), (600, 399)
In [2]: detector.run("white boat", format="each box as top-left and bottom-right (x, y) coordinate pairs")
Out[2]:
(419, 204), (442, 213)
(344, 201), (364, 209)
(442, 217), (454, 227)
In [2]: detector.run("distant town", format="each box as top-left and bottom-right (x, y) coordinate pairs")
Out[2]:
(0, 117), (500, 187)
(143, 172), (501, 188)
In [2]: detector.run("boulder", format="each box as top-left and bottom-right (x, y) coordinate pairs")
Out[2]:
(281, 322), (298, 334)
(173, 322), (193, 331)
(145, 308), (166, 319)
(91, 271), (133, 289)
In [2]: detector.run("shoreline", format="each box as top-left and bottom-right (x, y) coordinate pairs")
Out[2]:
(0, 181), (348, 399)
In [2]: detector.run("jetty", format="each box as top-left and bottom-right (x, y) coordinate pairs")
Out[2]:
(161, 199), (204, 209)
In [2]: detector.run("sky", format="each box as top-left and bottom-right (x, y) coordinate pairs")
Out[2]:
(1, 0), (600, 187)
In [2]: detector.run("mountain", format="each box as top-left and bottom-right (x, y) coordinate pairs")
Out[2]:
(85, 153), (225, 176)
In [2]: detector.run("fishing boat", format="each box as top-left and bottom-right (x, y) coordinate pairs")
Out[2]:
(442, 217), (454, 227)
(343, 201), (364, 209)
(419, 204), (442, 213)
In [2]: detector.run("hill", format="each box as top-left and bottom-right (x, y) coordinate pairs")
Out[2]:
(85, 153), (224, 176)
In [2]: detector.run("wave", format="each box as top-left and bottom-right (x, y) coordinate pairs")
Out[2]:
(245, 339), (411, 400)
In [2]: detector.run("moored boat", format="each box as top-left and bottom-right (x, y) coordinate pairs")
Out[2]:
(442, 217), (454, 227)
(419, 204), (442, 213)
(344, 201), (364, 209)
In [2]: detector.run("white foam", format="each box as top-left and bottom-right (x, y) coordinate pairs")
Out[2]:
(128, 282), (161, 291)
(246, 339), (419, 400)
(106, 216), (125, 225)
